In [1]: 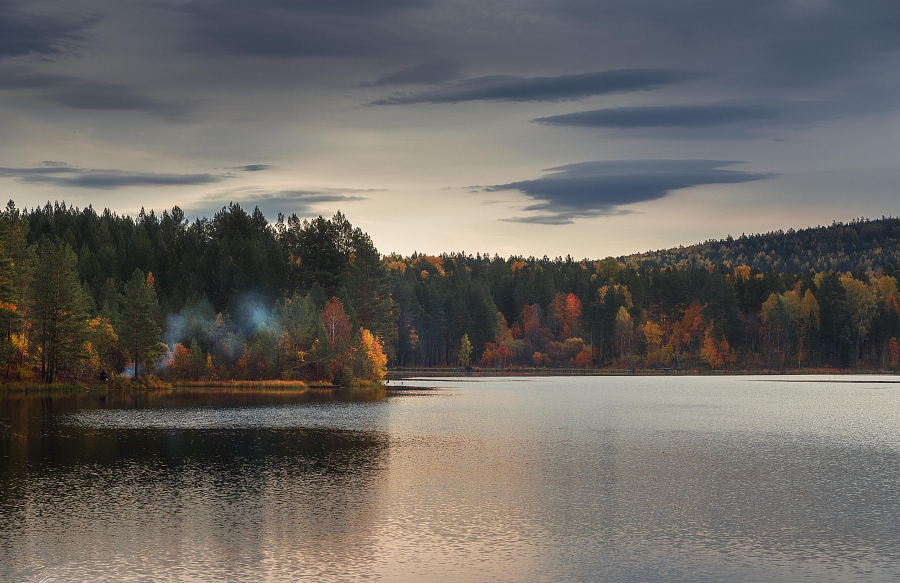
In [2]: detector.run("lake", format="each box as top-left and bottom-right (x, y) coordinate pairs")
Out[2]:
(2, 376), (899, 582)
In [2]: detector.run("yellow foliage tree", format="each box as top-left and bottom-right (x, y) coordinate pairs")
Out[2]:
(360, 328), (387, 381)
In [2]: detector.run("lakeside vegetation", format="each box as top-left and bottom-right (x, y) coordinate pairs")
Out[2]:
(1, 201), (899, 386)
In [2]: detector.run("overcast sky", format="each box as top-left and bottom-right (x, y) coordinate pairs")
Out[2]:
(2, 0), (899, 257)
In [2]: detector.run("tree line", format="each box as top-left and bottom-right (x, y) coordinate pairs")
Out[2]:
(387, 252), (900, 371)
(625, 217), (900, 274)
(0, 202), (388, 384)
(2, 201), (899, 383)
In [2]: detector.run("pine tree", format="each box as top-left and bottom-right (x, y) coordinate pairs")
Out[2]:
(345, 230), (393, 339)
(31, 240), (90, 383)
(121, 269), (162, 378)
(0, 201), (33, 378)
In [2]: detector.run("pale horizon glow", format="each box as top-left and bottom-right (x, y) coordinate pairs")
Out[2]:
(2, 0), (899, 258)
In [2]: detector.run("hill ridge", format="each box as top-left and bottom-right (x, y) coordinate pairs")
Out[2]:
(621, 216), (900, 274)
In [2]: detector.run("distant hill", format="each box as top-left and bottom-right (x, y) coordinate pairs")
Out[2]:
(623, 217), (900, 274)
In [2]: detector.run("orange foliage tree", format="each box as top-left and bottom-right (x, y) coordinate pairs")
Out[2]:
(550, 292), (582, 340)
(888, 337), (899, 371)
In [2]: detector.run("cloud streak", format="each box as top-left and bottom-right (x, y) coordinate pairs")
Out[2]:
(0, 67), (191, 119)
(368, 58), (462, 86)
(0, 0), (98, 58)
(188, 186), (377, 220)
(533, 104), (781, 129)
(0, 162), (227, 189)
(370, 69), (699, 104)
(234, 164), (272, 172)
(487, 160), (773, 224)
(178, 0), (427, 58)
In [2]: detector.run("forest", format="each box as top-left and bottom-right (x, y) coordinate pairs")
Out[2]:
(2, 201), (900, 384)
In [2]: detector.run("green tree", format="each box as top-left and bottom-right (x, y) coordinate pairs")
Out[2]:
(458, 333), (473, 368)
(31, 240), (90, 383)
(0, 201), (34, 378)
(121, 269), (162, 378)
(345, 229), (393, 339)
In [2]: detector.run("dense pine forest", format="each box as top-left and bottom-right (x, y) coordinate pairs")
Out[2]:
(1, 201), (899, 384)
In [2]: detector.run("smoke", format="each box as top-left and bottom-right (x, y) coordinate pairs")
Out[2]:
(163, 298), (218, 349)
(159, 293), (278, 371)
(235, 292), (273, 335)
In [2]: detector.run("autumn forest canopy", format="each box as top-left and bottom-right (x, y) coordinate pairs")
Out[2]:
(3, 201), (900, 384)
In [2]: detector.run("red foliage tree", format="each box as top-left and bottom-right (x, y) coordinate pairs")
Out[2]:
(321, 297), (351, 350)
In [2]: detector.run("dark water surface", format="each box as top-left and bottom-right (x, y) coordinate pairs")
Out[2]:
(2, 376), (900, 582)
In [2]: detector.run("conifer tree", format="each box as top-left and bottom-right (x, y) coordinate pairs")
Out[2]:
(31, 240), (90, 383)
(0, 201), (33, 377)
(121, 269), (162, 378)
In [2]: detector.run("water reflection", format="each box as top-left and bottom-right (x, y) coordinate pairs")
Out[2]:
(2, 378), (900, 582)
(1, 390), (389, 582)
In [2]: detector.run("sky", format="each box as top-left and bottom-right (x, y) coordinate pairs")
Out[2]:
(1, 0), (900, 258)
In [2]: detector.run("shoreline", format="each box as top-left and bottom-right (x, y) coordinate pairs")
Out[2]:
(4, 369), (898, 394)
(385, 368), (900, 379)
(0, 378), (374, 394)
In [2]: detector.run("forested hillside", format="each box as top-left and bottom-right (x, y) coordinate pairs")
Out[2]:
(1, 202), (899, 384)
(624, 217), (900, 274)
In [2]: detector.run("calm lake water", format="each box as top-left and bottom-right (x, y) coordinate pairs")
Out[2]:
(2, 376), (900, 582)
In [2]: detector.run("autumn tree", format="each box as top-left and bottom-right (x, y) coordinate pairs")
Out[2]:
(171, 343), (191, 381)
(841, 276), (877, 366)
(352, 328), (388, 382)
(550, 292), (582, 340)
(614, 306), (633, 366)
(321, 296), (352, 382)
(87, 316), (121, 377)
(888, 337), (900, 371)
(703, 330), (731, 370)
(640, 320), (664, 365)
(458, 333), (473, 368)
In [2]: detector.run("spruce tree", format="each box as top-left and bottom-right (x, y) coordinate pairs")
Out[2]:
(121, 269), (162, 378)
(31, 240), (90, 383)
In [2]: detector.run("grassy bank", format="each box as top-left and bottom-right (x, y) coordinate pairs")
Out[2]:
(0, 377), (383, 394)
(0, 376), (174, 394)
(171, 379), (333, 389)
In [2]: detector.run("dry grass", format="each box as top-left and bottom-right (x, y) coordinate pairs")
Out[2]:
(171, 379), (333, 389)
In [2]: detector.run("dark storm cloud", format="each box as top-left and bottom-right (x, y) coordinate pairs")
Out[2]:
(533, 104), (781, 129)
(0, 0), (98, 58)
(0, 163), (227, 189)
(487, 160), (772, 224)
(0, 67), (191, 118)
(368, 59), (462, 86)
(202, 0), (431, 16)
(370, 69), (699, 105)
(549, 0), (900, 86)
(178, 0), (428, 58)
